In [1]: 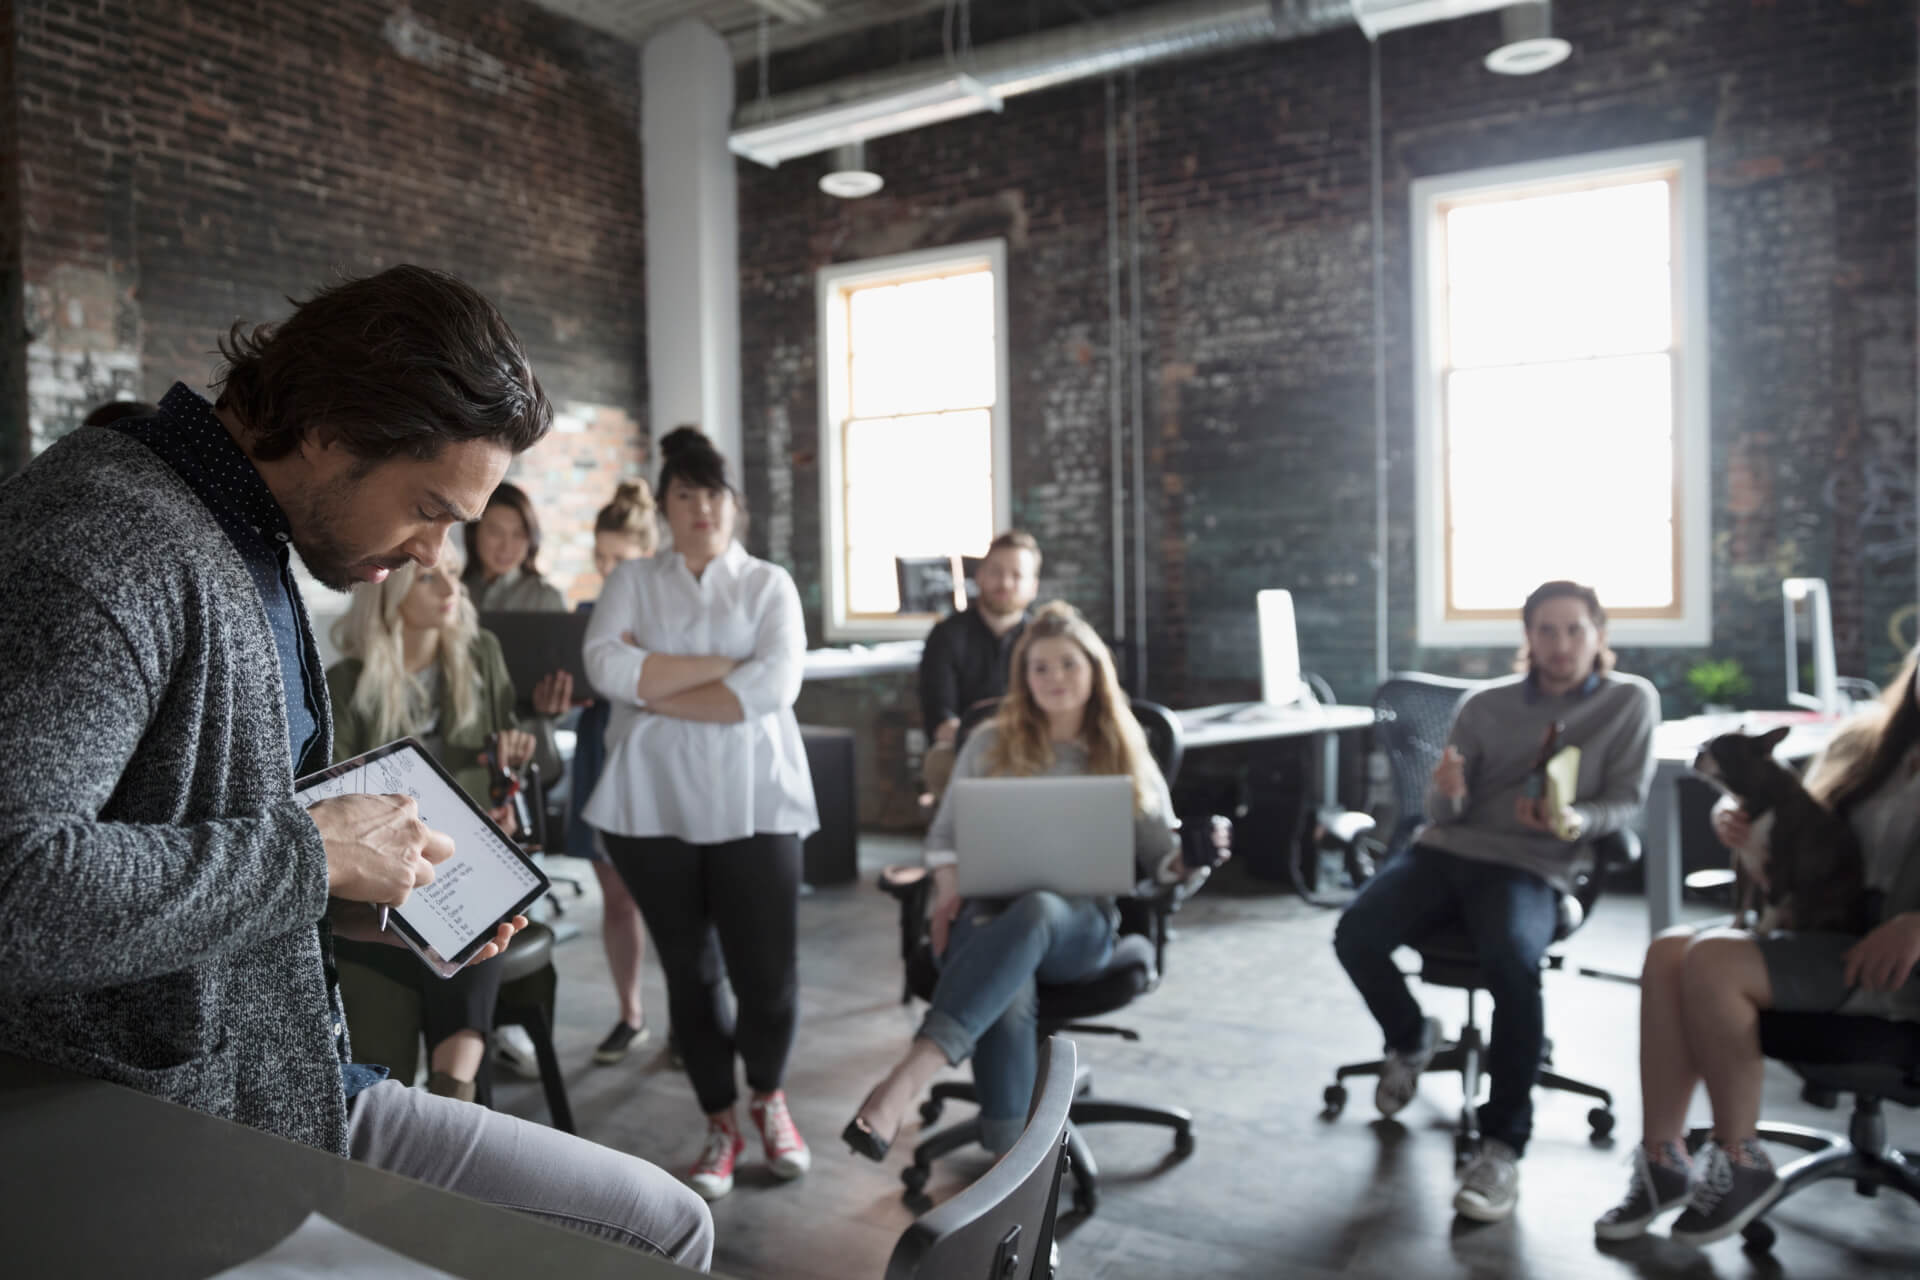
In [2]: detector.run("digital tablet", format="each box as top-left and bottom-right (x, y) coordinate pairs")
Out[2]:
(296, 739), (551, 979)
(479, 610), (593, 706)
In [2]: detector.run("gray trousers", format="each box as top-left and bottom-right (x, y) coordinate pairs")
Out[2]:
(347, 1080), (713, 1269)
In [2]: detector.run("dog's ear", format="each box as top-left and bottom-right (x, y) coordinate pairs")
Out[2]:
(1754, 725), (1791, 754)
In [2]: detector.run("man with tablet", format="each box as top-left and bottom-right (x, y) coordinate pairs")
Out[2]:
(0, 267), (712, 1268)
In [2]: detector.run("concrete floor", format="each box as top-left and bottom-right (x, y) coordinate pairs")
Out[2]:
(491, 837), (1920, 1279)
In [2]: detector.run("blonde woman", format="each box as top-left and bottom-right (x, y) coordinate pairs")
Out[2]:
(327, 543), (556, 1099)
(845, 601), (1220, 1160)
(571, 480), (661, 1063)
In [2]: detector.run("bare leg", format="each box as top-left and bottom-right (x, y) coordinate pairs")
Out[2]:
(1680, 929), (1773, 1144)
(594, 859), (647, 1028)
(1640, 927), (1700, 1148)
(855, 1038), (949, 1142)
(430, 1028), (486, 1082)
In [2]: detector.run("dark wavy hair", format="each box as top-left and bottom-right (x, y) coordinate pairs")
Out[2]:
(1514, 579), (1617, 675)
(213, 264), (551, 464)
(460, 480), (544, 592)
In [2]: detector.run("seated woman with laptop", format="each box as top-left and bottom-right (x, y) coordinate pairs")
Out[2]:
(844, 600), (1224, 1161)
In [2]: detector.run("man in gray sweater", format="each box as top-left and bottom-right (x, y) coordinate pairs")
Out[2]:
(1334, 581), (1660, 1224)
(0, 266), (711, 1267)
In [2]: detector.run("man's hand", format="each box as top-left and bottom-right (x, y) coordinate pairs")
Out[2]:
(1844, 912), (1920, 993)
(928, 865), (961, 958)
(532, 670), (573, 717)
(934, 717), (961, 748)
(1433, 745), (1467, 800)
(492, 729), (537, 771)
(309, 794), (454, 907)
(1513, 796), (1583, 840)
(488, 803), (520, 839)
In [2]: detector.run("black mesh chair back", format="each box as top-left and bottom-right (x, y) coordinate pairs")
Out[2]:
(1373, 673), (1479, 858)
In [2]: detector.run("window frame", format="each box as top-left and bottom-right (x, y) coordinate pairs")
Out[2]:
(816, 238), (1012, 643)
(1412, 139), (1711, 649)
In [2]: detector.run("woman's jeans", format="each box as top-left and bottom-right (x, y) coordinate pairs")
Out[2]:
(918, 890), (1114, 1154)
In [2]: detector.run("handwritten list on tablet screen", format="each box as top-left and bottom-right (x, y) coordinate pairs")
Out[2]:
(297, 746), (544, 960)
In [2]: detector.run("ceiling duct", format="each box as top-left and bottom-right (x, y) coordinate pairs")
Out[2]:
(731, 0), (1535, 166)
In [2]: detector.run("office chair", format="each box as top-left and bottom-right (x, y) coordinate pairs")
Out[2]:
(879, 697), (1206, 1214)
(885, 1036), (1075, 1280)
(1321, 672), (1623, 1158)
(1691, 1011), (1920, 1253)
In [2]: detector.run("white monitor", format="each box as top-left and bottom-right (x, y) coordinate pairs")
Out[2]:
(1257, 589), (1306, 708)
(1783, 577), (1840, 715)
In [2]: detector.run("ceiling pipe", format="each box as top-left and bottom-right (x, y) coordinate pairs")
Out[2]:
(730, 0), (1542, 166)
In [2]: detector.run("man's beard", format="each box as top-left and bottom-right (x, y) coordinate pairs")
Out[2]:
(288, 471), (380, 592)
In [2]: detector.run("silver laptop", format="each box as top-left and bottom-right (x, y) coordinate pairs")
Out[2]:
(951, 776), (1137, 898)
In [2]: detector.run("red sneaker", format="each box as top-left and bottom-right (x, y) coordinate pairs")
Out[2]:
(750, 1091), (812, 1180)
(688, 1116), (746, 1201)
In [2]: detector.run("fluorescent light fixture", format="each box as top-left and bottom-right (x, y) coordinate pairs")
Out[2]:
(730, 74), (1002, 168)
(1349, 0), (1515, 40)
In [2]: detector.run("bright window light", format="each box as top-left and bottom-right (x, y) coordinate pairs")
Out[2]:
(818, 242), (1010, 639)
(1414, 142), (1710, 647)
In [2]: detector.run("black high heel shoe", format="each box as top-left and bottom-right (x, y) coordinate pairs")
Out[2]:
(843, 1089), (901, 1162)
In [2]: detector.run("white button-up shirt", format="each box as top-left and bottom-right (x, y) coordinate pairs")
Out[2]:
(581, 540), (819, 844)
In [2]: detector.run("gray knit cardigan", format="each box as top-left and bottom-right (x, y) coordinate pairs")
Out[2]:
(0, 427), (349, 1154)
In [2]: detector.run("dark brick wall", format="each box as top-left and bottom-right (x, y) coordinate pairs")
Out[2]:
(738, 2), (1916, 825)
(0, 0), (26, 473)
(9, 0), (649, 577)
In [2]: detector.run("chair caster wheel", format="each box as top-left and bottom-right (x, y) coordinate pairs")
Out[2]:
(1173, 1129), (1195, 1157)
(919, 1100), (944, 1126)
(1741, 1219), (1776, 1252)
(1072, 1183), (1098, 1216)
(901, 1164), (930, 1195)
(1588, 1107), (1615, 1141)
(1323, 1084), (1347, 1114)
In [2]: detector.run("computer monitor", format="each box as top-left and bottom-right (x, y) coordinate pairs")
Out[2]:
(1256, 589), (1307, 707)
(1783, 577), (1840, 715)
(895, 555), (962, 615)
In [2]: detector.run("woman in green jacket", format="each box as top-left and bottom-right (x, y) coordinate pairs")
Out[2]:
(328, 548), (559, 1100)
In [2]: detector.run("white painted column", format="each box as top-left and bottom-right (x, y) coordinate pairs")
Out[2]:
(641, 20), (742, 472)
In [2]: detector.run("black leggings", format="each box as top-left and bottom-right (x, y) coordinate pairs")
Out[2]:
(604, 832), (802, 1114)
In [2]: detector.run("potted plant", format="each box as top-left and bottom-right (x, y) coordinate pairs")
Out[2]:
(1686, 658), (1752, 715)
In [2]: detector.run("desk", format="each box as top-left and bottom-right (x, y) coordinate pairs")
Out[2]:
(1640, 715), (1840, 936)
(1176, 703), (1376, 809)
(0, 1053), (694, 1279)
(802, 641), (922, 681)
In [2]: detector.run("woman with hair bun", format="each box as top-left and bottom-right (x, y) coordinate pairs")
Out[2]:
(584, 427), (818, 1202)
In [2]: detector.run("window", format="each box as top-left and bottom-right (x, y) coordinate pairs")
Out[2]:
(818, 240), (1011, 641)
(1413, 140), (1710, 647)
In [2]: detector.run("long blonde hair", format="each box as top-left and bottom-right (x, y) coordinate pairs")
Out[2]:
(331, 557), (482, 744)
(984, 600), (1159, 812)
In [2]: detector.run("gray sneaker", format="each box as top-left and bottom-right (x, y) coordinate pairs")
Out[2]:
(1375, 1016), (1443, 1117)
(1669, 1141), (1782, 1247)
(1454, 1139), (1521, 1223)
(1594, 1144), (1692, 1240)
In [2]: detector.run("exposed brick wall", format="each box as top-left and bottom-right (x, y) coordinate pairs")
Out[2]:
(9, 0), (649, 596)
(0, 0), (26, 474)
(738, 1), (1917, 826)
